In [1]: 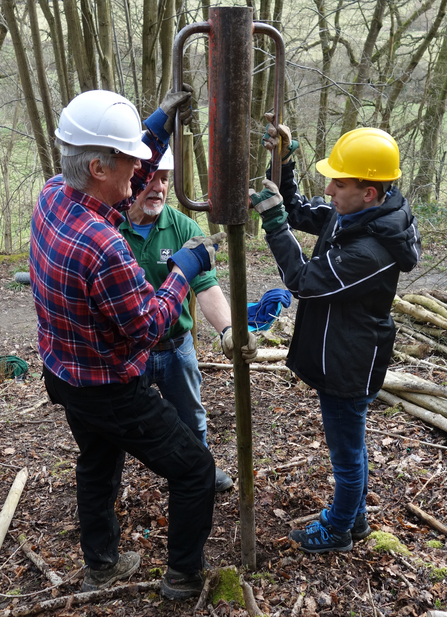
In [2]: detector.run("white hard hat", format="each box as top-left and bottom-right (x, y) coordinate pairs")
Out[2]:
(158, 146), (174, 170)
(55, 90), (152, 159)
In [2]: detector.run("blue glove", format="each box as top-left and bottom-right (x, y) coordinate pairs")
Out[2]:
(168, 232), (226, 282)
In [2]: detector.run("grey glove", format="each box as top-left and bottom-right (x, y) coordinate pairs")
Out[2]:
(182, 231), (226, 272)
(249, 179), (283, 213)
(221, 327), (258, 364)
(160, 83), (193, 135)
(249, 179), (287, 233)
(263, 112), (298, 163)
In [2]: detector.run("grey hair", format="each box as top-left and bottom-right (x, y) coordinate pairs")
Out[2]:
(57, 139), (117, 192)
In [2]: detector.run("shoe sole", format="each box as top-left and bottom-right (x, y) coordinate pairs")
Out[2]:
(351, 525), (372, 541)
(160, 581), (202, 601)
(215, 479), (233, 492)
(81, 555), (141, 592)
(297, 541), (353, 554)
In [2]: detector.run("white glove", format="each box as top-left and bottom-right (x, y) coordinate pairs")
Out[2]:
(221, 327), (258, 364)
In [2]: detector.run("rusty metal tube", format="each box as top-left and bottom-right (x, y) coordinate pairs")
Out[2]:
(207, 7), (253, 225)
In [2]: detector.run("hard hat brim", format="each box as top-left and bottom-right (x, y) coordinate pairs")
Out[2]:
(120, 141), (152, 160)
(316, 156), (402, 181)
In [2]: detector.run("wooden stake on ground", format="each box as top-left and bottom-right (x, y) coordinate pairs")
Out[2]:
(18, 534), (64, 587)
(0, 467), (28, 550)
(406, 503), (447, 535)
(0, 581), (160, 617)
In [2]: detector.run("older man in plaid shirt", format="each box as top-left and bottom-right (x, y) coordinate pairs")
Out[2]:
(29, 89), (224, 601)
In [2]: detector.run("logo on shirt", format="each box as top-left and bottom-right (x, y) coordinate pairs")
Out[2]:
(160, 248), (173, 262)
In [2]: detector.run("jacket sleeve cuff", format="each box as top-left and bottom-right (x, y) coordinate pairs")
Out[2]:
(143, 108), (171, 145)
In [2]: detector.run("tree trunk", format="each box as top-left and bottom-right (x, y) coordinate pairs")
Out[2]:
(160, 0), (175, 100)
(97, 0), (115, 90)
(142, 0), (160, 116)
(124, 0), (140, 113)
(340, 0), (387, 136)
(54, 0), (74, 101)
(80, 0), (98, 90)
(2, 0), (54, 181)
(63, 0), (95, 92)
(410, 29), (447, 204)
(26, 0), (60, 173)
(37, 0), (70, 107)
(314, 0), (342, 195)
(1, 99), (20, 253)
(380, 0), (447, 132)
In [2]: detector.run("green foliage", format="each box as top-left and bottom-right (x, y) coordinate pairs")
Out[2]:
(426, 540), (444, 549)
(210, 567), (245, 607)
(370, 531), (411, 556)
(251, 571), (275, 585)
(427, 565), (447, 582)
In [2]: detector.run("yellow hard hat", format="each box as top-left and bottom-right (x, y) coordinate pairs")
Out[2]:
(316, 127), (401, 182)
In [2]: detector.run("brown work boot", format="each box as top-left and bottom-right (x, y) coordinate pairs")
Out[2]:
(81, 552), (140, 592)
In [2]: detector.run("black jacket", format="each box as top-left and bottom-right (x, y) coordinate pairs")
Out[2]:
(265, 162), (421, 398)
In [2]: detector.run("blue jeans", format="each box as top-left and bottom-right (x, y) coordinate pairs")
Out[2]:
(146, 332), (208, 446)
(318, 391), (377, 533)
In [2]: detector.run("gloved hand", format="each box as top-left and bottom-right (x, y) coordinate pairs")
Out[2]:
(249, 179), (287, 232)
(262, 112), (299, 163)
(160, 83), (193, 134)
(221, 327), (258, 364)
(168, 232), (226, 283)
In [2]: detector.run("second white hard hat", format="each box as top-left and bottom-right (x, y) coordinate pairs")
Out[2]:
(158, 146), (174, 170)
(55, 90), (152, 159)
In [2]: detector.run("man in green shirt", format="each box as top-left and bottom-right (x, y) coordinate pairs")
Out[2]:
(121, 147), (257, 492)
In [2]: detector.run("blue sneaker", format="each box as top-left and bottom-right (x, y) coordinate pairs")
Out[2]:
(320, 508), (371, 541)
(289, 520), (353, 553)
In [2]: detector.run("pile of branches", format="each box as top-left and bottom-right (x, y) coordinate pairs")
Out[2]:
(378, 290), (447, 432)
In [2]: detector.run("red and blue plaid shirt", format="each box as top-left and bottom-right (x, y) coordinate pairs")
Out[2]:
(30, 135), (188, 387)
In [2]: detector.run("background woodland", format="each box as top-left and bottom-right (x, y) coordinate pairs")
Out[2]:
(1, 0), (447, 252)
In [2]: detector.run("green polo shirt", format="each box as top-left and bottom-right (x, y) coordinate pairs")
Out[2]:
(120, 204), (219, 341)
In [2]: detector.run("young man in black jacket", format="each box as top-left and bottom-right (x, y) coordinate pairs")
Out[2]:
(251, 126), (421, 553)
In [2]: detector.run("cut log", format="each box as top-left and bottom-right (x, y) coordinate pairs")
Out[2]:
(377, 390), (447, 433)
(393, 349), (447, 372)
(394, 391), (447, 418)
(18, 534), (64, 587)
(198, 361), (290, 372)
(402, 294), (447, 320)
(406, 503), (447, 535)
(430, 289), (447, 305)
(394, 314), (447, 340)
(393, 296), (447, 330)
(393, 343), (430, 358)
(254, 348), (288, 362)
(395, 323), (447, 356)
(421, 290), (447, 311)
(0, 467), (28, 550)
(384, 371), (447, 397)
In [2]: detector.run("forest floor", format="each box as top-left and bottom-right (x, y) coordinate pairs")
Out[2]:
(0, 237), (446, 617)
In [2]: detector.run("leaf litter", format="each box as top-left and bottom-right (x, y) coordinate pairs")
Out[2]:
(0, 257), (446, 617)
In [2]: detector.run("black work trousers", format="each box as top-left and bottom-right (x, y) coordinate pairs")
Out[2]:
(43, 366), (215, 574)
